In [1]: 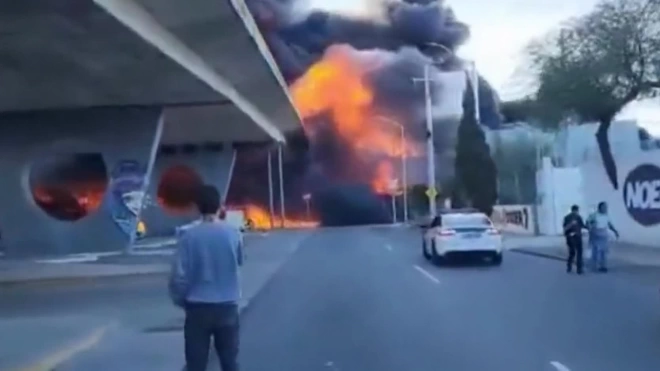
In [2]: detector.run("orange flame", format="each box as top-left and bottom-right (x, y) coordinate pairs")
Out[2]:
(32, 184), (105, 220)
(290, 44), (422, 194)
(233, 204), (319, 230)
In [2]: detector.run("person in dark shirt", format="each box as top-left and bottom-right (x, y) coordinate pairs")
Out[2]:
(563, 204), (587, 274)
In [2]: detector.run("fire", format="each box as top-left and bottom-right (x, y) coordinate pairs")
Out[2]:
(371, 162), (395, 194)
(290, 44), (422, 194)
(235, 204), (319, 230)
(32, 184), (105, 220)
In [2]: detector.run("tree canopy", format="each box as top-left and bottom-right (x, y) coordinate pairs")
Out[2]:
(523, 0), (660, 189)
(453, 74), (498, 216)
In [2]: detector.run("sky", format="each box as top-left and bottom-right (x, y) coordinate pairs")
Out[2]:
(305, 0), (660, 135)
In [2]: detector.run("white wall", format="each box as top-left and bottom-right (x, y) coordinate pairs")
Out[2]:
(580, 153), (660, 246)
(554, 120), (641, 167)
(537, 158), (585, 235)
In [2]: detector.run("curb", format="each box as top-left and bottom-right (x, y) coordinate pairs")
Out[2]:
(13, 323), (115, 371)
(0, 270), (169, 288)
(510, 248), (566, 262)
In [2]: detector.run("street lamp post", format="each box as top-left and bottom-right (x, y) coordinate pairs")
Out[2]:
(388, 179), (398, 224)
(376, 116), (408, 223)
(302, 193), (311, 220)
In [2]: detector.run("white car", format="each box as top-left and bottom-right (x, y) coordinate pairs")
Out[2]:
(422, 212), (503, 265)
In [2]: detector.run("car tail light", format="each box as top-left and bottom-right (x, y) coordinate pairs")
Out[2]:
(486, 228), (500, 235)
(438, 228), (456, 236)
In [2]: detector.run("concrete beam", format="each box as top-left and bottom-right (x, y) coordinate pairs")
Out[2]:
(94, 0), (285, 142)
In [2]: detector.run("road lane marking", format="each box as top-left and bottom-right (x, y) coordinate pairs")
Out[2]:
(550, 361), (571, 371)
(383, 244), (393, 251)
(414, 265), (440, 284)
(18, 322), (115, 371)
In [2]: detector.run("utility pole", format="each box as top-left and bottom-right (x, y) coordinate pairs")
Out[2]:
(412, 64), (437, 217)
(277, 143), (285, 228)
(401, 128), (408, 223)
(267, 149), (274, 229)
(468, 61), (480, 124)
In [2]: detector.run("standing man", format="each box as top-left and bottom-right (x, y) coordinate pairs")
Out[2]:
(169, 185), (243, 371)
(587, 201), (619, 273)
(563, 205), (587, 274)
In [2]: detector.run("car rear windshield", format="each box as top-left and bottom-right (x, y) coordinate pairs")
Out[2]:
(443, 214), (492, 228)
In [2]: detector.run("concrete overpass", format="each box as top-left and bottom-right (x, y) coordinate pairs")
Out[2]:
(0, 0), (302, 256)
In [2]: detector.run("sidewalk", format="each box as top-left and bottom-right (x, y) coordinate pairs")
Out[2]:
(0, 231), (305, 285)
(505, 234), (660, 268)
(0, 230), (313, 371)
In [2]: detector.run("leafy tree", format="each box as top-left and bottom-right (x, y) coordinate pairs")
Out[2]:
(453, 75), (498, 215)
(525, 0), (660, 189)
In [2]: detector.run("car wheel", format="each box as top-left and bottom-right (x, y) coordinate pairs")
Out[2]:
(492, 253), (503, 266)
(422, 238), (431, 260)
(431, 239), (444, 265)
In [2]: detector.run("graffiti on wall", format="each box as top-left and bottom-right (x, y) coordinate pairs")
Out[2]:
(107, 160), (150, 236)
(492, 205), (534, 234)
(623, 163), (660, 227)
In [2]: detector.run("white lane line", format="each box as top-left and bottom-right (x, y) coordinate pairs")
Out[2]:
(550, 361), (571, 371)
(383, 244), (393, 251)
(414, 265), (440, 284)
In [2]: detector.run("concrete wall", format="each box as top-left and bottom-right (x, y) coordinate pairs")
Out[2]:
(140, 148), (236, 237)
(537, 157), (586, 235)
(581, 153), (660, 247)
(534, 151), (660, 247)
(0, 108), (162, 257)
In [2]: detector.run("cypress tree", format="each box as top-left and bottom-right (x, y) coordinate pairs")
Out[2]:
(452, 74), (498, 216)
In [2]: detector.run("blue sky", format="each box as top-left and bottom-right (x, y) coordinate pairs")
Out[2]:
(304, 0), (660, 134)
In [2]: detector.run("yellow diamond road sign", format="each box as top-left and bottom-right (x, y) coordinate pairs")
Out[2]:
(425, 187), (437, 199)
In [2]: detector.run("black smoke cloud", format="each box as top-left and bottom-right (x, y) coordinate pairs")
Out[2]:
(252, 0), (474, 81)
(249, 0), (501, 128)
(229, 0), (501, 225)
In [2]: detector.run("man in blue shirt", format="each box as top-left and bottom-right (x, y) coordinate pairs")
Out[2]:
(587, 201), (619, 273)
(169, 185), (243, 371)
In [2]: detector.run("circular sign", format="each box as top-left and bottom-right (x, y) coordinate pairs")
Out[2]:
(622, 163), (660, 226)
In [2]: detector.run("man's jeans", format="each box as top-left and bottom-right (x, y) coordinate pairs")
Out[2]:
(590, 237), (609, 270)
(184, 302), (240, 371)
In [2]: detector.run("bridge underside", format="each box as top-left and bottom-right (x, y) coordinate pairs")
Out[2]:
(0, 106), (271, 257)
(0, 0), (301, 256)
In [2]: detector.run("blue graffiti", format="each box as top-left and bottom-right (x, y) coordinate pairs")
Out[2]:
(107, 160), (148, 236)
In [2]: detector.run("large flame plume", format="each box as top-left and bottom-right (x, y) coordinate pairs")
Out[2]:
(290, 44), (423, 195)
(230, 204), (319, 230)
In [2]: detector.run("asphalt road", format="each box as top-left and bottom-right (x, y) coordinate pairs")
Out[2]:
(3, 226), (660, 370)
(240, 227), (660, 371)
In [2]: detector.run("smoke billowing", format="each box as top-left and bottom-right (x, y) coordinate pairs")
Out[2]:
(227, 0), (501, 225)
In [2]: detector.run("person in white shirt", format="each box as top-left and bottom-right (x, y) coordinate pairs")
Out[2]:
(587, 202), (619, 273)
